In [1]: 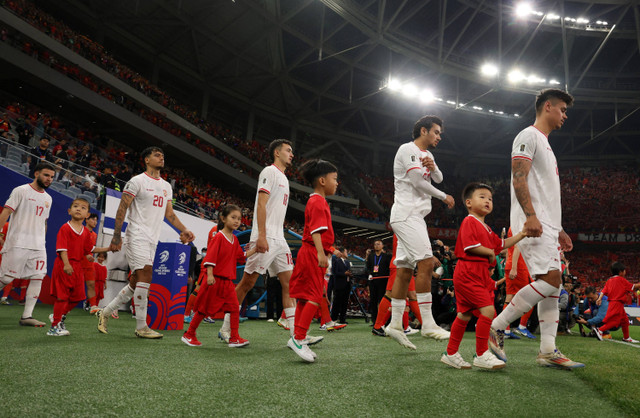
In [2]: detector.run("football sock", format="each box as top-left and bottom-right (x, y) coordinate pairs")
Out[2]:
(22, 278), (42, 319)
(446, 317), (468, 355)
(221, 313), (231, 333)
(502, 303), (510, 331)
(2, 282), (12, 297)
(230, 309), (240, 340)
(293, 300), (316, 341)
(52, 300), (66, 327)
(408, 299), (422, 325)
(538, 286), (560, 354)
(402, 309), (409, 330)
(133, 282), (150, 329)
(493, 280), (558, 330)
(319, 298), (332, 325)
(519, 308), (534, 329)
(476, 314), (492, 356)
(186, 311), (205, 335)
(64, 301), (76, 315)
(284, 307), (295, 335)
(88, 296), (97, 307)
(389, 298), (405, 329)
(185, 293), (197, 317)
(417, 292), (436, 328)
(102, 284), (134, 316)
(374, 296), (391, 329)
(621, 318), (630, 340)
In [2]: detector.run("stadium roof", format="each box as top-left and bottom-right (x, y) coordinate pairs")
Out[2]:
(42, 0), (640, 164)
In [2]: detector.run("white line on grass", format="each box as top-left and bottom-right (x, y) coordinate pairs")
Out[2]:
(605, 339), (640, 349)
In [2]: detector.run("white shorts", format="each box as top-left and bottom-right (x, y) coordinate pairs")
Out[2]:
(0, 248), (47, 280)
(518, 229), (561, 277)
(391, 216), (432, 269)
(124, 238), (158, 272)
(244, 238), (294, 276)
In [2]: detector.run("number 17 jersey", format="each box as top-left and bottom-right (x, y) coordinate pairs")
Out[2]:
(122, 172), (173, 244)
(2, 184), (52, 251)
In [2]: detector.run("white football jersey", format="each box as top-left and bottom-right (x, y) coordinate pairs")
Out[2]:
(122, 172), (173, 244)
(250, 165), (289, 241)
(510, 125), (562, 232)
(391, 142), (445, 222)
(2, 184), (52, 251)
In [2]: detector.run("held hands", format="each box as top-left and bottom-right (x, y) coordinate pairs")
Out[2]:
(317, 251), (328, 268)
(109, 235), (122, 252)
(509, 269), (517, 280)
(86, 254), (95, 263)
(256, 236), (269, 253)
(488, 253), (496, 266)
(523, 215), (543, 237)
(180, 230), (195, 243)
(420, 156), (436, 172)
(442, 195), (455, 209)
(596, 298), (602, 307)
(559, 230), (573, 252)
(63, 264), (73, 276)
(207, 273), (216, 286)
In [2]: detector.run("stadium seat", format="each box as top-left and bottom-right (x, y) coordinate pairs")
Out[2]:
(68, 186), (82, 195)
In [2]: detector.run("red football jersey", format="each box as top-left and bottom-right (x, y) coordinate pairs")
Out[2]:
(602, 275), (633, 303)
(94, 262), (107, 282)
(454, 215), (504, 267)
(301, 194), (334, 254)
(56, 222), (94, 262)
(202, 231), (245, 280)
(207, 225), (218, 247)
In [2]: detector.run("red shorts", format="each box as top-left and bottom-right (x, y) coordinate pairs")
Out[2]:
(81, 258), (95, 281)
(505, 268), (531, 295)
(289, 244), (326, 304)
(194, 277), (238, 317)
(95, 280), (105, 300)
(453, 261), (494, 313)
(50, 258), (86, 302)
(385, 267), (416, 292)
(602, 301), (627, 328)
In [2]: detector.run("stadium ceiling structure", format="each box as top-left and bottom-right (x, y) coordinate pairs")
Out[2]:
(45, 0), (640, 162)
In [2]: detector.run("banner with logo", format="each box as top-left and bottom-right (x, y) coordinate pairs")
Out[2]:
(148, 242), (189, 330)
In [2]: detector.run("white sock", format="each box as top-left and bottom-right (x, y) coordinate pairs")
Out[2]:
(538, 287), (561, 354)
(102, 285), (134, 316)
(221, 313), (231, 333)
(519, 324), (527, 330)
(22, 278), (42, 318)
(133, 282), (150, 329)
(389, 298), (405, 329)
(284, 307), (295, 336)
(493, 280), (558, 330)
(417, 292), (436, 328)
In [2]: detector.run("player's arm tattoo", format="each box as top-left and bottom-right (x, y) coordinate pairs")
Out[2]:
(512, 159), (536, 218)
(112, 193), (134, 244)
(165, 201), (186, 232)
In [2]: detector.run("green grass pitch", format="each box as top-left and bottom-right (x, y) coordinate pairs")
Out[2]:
(1, 304), (639, 417)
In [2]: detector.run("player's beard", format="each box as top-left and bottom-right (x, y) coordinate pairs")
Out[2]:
(36, 176), (50, 189)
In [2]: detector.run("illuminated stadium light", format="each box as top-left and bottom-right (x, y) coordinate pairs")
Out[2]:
(526, 74), (546, 84)
(419, 89), (435, 103)
(446, 100), (456, 105)
(472, 106), (483, 110)
(489, 109), (494, 113)
(508, 69), (525, 83)
(480, 63), (500, 77)
(576, 18), (589, 24)
(549, 79), (561, 85)
(514, 113), (520, 117)
(548, 14), (560, 20)
(515, 3), (533, 18)
(435, 97), (443, 102)
(532, 11), (543, 16)
(402, 84), (418, 98)
(496, 111), (504, 115)
(388, 78), (402, 91)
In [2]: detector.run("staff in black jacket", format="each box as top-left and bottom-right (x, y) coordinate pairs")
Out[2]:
(365, 240), (391, 323)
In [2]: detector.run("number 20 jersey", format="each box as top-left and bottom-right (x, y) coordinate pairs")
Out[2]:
(122, 172), (173, 244)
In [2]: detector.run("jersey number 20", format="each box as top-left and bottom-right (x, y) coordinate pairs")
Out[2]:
(153, 196), (164, 207)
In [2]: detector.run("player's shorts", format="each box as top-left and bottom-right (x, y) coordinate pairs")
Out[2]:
(385, 267), (416, 292)
(95, 280), (105, 301)
(289, 243), (326, 304)
(390, 216), (432, 269)
(124, 238), (157, 272)
(194, 277), (239, 317)
(453, 261), (494, 313)
(50, 258), (86, 302)
(0, 248), (47, 280)
(517, 229), (562, 277)
(244, 238), (293, 276)
(505, 268), (532, 295)
(81, 258), (96, 281)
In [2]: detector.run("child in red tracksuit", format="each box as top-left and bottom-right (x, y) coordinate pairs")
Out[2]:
(595, 262), (640, 343)
(441, 183), (528, 369)
(181, 205), (256, 348)
(287, 159), (339, 363)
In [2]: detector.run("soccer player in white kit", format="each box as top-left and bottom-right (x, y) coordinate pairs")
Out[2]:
(218, 139), (296, 341)
(97, 147), (195, 339)
(489, 89), (584, 369)
(0, 162), (55, 326)
(386, 116), (455, 350)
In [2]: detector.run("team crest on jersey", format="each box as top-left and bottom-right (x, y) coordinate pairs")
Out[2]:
(520, 144), (526, 152)
(44, 201), (50, 208)
(411, 155), (416, 162)
(263, 178), (267, 184)
(163, 190), (167, 197)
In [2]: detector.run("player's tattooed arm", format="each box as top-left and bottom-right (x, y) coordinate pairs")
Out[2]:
(511, 159), (535, 218)
(165, 201), (195, 242)
(110, 193), (134, 248)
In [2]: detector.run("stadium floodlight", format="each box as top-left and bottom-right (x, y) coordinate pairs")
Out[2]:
(419, 89), (434, 103)
(446, 100), (456, 105)
(489, 109), (494, 113)
(402, 84), (418, 98)
(496, 111), (504, 115)
(472, 106), (483, 110)
(576, 18), (589, 24)
(508, 69), (525, 83)
(514, 113), (520, 117)
(548, 14), (560, 20)
(480, 63), (499, 77)
(601, 21), (608, 25)
(549, 79), (561, 85)
(515, 3), (533, 18)
(388, 78), (402, 91)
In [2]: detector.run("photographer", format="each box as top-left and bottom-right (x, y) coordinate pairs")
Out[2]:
(558, 281), (578, 334)
(575, 286), (609, 338)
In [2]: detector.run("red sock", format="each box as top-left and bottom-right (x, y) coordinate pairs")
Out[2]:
(230, 308), (240, 339)
(408, 300), (422, 325)
(52, 300), (67, 327)
(319, 297), (331, 325)
(294, 301), (317, 340)
(2, 283), (12, 297)
(446, 317), (468, 355)
(476, 314), (492, 356)
(185, 293), (197, 316)
(519, 308), (533, 328)
(186, 311), (205, 336)
(65, 301), (76, 315)
(402, 309), (409, 330)
(622, 318), (630, 339)
(374, 297), (391, 329)
(88, 296), (97, 307)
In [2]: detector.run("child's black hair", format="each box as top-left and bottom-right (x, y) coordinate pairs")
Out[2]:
(87, 213), (99, 220)
(70, 197), (91, 209)
(462, 182), (494, 202)
(96, 252), (108, 260)
(217, 204), (241, 231)
(611, 261), (627, 276)
(299, 159), (338, 187)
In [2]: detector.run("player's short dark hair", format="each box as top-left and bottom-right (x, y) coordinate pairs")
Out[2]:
(535, 89), (574, 113)
(141, 146), (164, 160)
(87, 213), (99, 220)
(412, 115), (443, 139)
(299, 159), (338, 186)
(70, 197), (91, 208)
(462, 182), (494, 201)
(268, 139), (292, 162)
(611, 261), (626, 276)
(584, 286), (596, 295)
(217, 204), (241, 231)
(34, 162), (56, 173)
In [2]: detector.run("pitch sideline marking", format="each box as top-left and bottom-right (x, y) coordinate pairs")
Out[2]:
(604, 339), (640, 349)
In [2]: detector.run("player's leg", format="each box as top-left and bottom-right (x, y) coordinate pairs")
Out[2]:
(129, 265), (161, 338)
(441, 310), (472, 369)
(407, 288), (422, 326)
(218, 271), (260, 339)
(1, 281), (13, 304)
(473, 305), (505, 369)
(17, 250), (47, 326)
(277, 270), (296, 331)
(416, 258), (449, 338)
